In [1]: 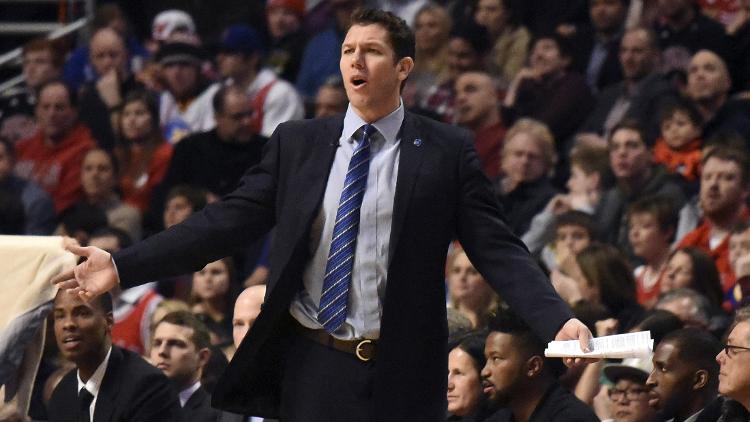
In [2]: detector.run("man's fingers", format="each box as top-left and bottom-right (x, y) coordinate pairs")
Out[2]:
(50, 269), (75, 286)
(580, 328), (591, 353)
(65, 243), (94, 258)
(54, 280), (80, 290)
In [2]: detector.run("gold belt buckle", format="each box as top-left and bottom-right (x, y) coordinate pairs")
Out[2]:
(355, 339), (373, 362)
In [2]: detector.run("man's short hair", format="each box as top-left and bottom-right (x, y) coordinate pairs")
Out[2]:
(701, 146), (750, 186)
(569, 145), (609, 177)
(627, 195), (679, 233)
(610, 118), (651, 147)
(350, 9), (415, 62)
(154, 310), (211, 350)
(22, 38), (65, 68)
(657, 288), (711, 326)
(37, 80), (78, 108)
(660, 327), (721, 388)
(89, 226), (133, 249)
(449, 21), (491, 56)
(488, 309), (565, 377)
(504, 118), (558, 169)
(212, 84), (248, 115)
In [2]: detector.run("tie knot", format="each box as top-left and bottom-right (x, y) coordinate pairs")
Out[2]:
(359, 124), (376, 143)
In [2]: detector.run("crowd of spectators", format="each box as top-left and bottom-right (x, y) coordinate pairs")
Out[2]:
(1, 0), (750, 420)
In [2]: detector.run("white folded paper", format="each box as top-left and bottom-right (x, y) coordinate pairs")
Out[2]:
(544, 330), (654, 359)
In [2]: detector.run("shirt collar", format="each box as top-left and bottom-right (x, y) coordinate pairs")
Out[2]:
(342, 100), (404, 146)
(77, 346), (112, 397)
(179, 380), (202, 407)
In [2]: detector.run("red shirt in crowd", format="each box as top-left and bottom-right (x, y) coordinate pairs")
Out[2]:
(14, 123), (96, 213)
(120, 142), (173, 213)
(473, 121), (506, 179)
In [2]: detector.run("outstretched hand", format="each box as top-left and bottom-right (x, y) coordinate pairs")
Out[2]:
(555, 318), (598, 367)
(51, 243), (120, 301)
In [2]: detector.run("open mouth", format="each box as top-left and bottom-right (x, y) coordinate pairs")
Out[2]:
(351, 76), (368, 88)
(62, 336), (82, 348)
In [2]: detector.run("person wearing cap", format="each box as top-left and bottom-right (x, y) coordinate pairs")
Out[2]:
(147, 9), (197, 55)
(157, 41), (220, 144)
(265, 0), (307, 83)
(215, 24), (304, 139)
(54, 9), (593, 421)
(646, 328), (724, 422)
(597, 358), (658, 422)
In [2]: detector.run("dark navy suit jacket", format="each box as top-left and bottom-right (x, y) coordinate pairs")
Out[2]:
(113, 112), (574, 421)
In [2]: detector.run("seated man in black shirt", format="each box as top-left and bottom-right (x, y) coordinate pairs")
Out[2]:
(482, 309), (599, 422)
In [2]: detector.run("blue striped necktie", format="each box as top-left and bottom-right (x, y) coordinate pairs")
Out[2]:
(317, 124), (377, 333)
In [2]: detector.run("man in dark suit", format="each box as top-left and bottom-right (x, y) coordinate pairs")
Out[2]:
(149, 310), (220, 422)
(53, 9), (592, 422)
(48, 290), (180, 422)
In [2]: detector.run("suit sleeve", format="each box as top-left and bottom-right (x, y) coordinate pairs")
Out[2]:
(113, 126), (281, 289)
(454, 131), (574, 342)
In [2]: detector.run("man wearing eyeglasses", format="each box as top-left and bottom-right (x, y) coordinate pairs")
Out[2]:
(646, 328), (723, 422)
(716, 310), (750, 413)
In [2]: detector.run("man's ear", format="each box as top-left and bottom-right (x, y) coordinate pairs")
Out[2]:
(105, 312), (114, 331)
(198, 347), (212, 368)
(692, 369), (709, 390)
(397, 57), (414, 81)
(526, 355), (544, 378)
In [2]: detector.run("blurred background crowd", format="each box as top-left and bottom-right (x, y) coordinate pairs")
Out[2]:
(1, 0), (750, 420)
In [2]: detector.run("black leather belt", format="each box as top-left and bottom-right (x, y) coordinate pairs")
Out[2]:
(295, 323), (377, 362)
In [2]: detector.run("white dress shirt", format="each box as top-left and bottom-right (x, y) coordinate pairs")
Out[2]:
(76, 347), (112, 421)
(289, 102), (404, 340)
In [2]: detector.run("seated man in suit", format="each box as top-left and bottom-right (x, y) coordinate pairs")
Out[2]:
(48, 289), (180, 422)
(482, 309), (599, 422)
(150, 310), (220, 421)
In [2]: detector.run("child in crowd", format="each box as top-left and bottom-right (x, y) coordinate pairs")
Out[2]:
(653, 99), (703, 183)
(627, 195), (678, 309)
(540, 210), (596, 272)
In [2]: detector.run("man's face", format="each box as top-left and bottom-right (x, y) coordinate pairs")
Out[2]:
(340, 24), (412, 122)
(22, 50), (59, 89)
(501, 132), (547, 186)
(729, 227), (750, 270)
(609, 128), (650, 181)
(474, 0), (507, 34)
(162, 62), (199, 100)
(414, 9), (446, 53)
(314, 86), (348, 118)
(52, 291), (112, 365)
(36, 83), (77, 141)
(529, 38), (569, 77)
(610, 378), (656, 422)
(629, 212), (671, 261)
(81, 149), (116, 200)
(446, 38), (481, 78)
(164, 195), (194, 228)
(90, 29), (128, 77)
(646, 341), (696, 418)
(716, 322), (750, 401)
(150, 322), (205, 389)
(266, 6), (300, 39)
(590, 0), (626, 34)
(215, 91), (254, 143)
(454, 72), (497, 128)
(699, 157), (747, 219)
(232, 286), (265, 348)
(687, 51), (730, 104)
(481, 332), (526, 405)
(619, 30), (657, 81)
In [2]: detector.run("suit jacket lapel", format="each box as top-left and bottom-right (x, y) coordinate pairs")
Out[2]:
(389, 113), (425, 257)
(92, 347), (122, 422)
